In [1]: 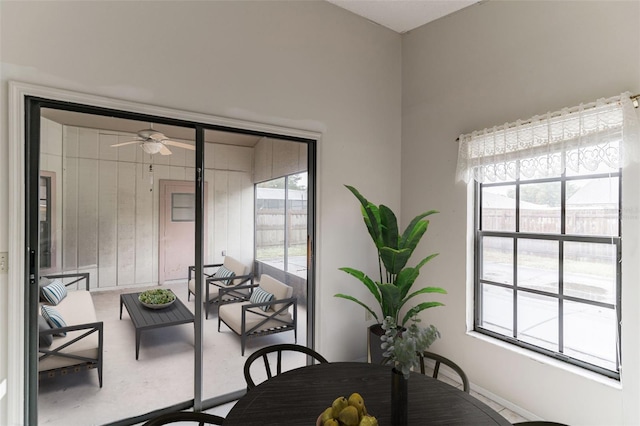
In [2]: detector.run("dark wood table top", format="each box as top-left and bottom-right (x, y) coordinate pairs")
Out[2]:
(120, 291), (194, 330)
(225, 362), (512, 425)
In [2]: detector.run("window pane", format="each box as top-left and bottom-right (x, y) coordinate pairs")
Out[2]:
(563, 242), (616, 304)
(564, 301), (617, 371)
(482, 185), (515, 231)
(286, 173), (307, 277)
(256, 178), (286, 267)
(566, 177), (619, 237)
(517, 292), (558, 352)
(517, 239), (558, 293)
(480, 284), (513, 336)
(171, 193), (195, 222)
(519, 182), (561, 233)
(482, 236), (513, 285)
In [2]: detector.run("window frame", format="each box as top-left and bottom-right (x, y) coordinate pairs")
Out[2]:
(473, 170), (622, 380)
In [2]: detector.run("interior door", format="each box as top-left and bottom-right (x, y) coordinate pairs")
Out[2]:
(159, 180), (206, 283)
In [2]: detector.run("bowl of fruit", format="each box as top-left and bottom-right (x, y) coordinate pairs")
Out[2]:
(317, 393), (377, 426)
(138, 289), (176, 309)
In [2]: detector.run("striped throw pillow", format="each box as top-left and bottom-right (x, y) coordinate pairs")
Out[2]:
(215, 265), (236, 286)
(41, 305), (67, 337)
(41, 279), (67, 305)
(250, 286), (274, 312)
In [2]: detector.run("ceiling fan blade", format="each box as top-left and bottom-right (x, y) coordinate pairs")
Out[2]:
(159, 145), (172, 156)
(110, 140), (140, 147)
(163, 140), (196, 150)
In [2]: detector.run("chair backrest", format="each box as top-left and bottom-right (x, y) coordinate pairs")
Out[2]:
(258, 274), (293, 312)
(418, 351), (470, 393)
(222, 256), (250, 286)
(244, 343), (328, 389)
(141, 411), (225, 426)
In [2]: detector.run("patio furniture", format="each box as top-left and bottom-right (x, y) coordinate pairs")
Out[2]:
(225, 362), (512, 425)
(418, 350), (470, 393)
(142, 411), (225, 425)
(243, 343), (328, 389)
(120, 290), (195, 360)
(187, 256), (255, 319)
(38, 272), (104, 387)
(218, 274), (297, 355)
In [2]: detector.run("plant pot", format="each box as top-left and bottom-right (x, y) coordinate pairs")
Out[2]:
(367, 324), (386, 364)
(391, 367), (408, 426)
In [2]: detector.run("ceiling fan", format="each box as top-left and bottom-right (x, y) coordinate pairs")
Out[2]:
(110, 128), (195, 155)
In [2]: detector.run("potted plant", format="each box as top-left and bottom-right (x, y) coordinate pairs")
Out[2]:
(335, 185), (446, 363)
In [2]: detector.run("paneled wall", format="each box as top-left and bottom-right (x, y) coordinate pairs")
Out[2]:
(254, 137), (307, 183)
(40, 118), (254, 289)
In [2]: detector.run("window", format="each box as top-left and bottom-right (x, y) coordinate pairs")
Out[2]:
(476, 171), (621, 377)
(457, 93), (639, 379)
(171, 193), (195, 222)
(255, 172), (308, 277)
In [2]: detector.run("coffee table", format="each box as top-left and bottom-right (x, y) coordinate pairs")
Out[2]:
(119, 290), (195, 360)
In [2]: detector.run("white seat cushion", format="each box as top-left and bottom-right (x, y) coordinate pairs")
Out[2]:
(219, 301), (293, 335)
(38, 290), (100, 372)
(188, 256), (250, 301)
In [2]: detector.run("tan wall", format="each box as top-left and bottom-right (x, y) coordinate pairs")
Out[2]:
(402, 1), (640, 424)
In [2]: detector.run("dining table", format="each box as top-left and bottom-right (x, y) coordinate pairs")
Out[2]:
(224, 361), (512, 425)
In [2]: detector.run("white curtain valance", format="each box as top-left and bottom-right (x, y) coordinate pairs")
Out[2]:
(456, 93), (640, 183)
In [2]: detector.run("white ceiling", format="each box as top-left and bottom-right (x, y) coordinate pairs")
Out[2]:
(326, 0), (479, 33)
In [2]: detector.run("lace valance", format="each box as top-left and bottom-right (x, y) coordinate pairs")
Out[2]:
(456, 93), (639, 183)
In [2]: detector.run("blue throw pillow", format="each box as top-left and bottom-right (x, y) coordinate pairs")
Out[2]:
(214, 265), (236, 286)
(250, 286), (274, 312)
(41, 305), (67, 337)
(41, 279), (67, 305)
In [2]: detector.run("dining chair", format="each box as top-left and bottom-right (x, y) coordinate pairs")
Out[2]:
(418, 350), (470, 393)
(513, 422), (569, 426)
(141, 411), (225, 425)
(243, 343), (329, 389)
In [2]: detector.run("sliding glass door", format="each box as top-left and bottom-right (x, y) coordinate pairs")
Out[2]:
(25, 97), (316, 425)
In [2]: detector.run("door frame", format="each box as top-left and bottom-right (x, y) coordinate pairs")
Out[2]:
(159, 179), (208, 284)
(8, 81), (321, 426)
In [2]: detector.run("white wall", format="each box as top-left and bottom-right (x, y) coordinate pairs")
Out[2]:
(0, 1), (401, 424)
(402, 1), (640, 425)
(41, 120), (254, 288)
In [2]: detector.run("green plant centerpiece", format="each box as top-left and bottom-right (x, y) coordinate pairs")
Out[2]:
(139, 288), (176, 309)
(334, 185), (446, 363)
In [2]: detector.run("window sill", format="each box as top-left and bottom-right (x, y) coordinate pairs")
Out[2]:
(465, 330), (623, 390)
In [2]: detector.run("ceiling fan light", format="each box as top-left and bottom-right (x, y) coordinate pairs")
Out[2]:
(140, 142), (163, 154)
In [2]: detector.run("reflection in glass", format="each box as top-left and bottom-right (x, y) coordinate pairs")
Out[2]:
(286, 172), (308, 278)
(481, 284), (513, 336)
(256, 177), (286, 267)
(481, 185), (515, 231)
(517, 292), (558, 352)
(519, 182), (560, 234)
(566, 177), (619, 237)
(517, 239), (558, 293)
(482, 236), (513, 285)
(563, 242), (616, 304)
(564, 301), (617, 371)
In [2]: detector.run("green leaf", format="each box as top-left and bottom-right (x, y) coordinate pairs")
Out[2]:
(345, 185), (382, 248)
(402, 301), (445, 326)
(398, 286), (447, 312)
(378, 284), (402, 321)
(399, 210), (438, 250)
(334, 294), (380, 323)
(339, 267), (381, 305)
(379, 205), (399, 250)
(379, 246), (412, 276)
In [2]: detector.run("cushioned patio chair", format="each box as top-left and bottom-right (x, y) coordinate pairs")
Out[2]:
(244, 343), (328, 389)
(187, 256), (254, 319)
(418, 350), (470, 393)
(218, 274), (297, 355)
